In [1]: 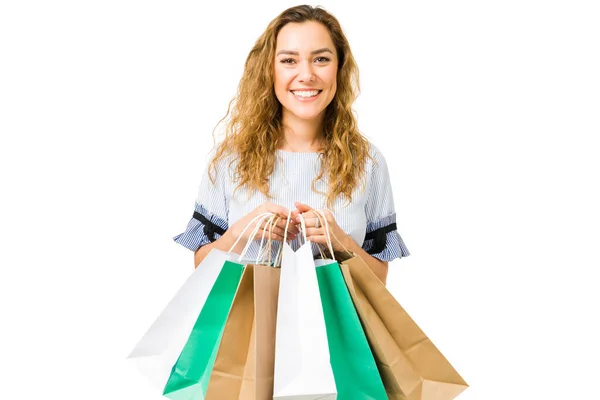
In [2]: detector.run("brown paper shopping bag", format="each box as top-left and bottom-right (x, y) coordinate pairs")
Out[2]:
(240, 264), (280, 399)
(339, 254), (468, 400)
(205, 264), (280, 400)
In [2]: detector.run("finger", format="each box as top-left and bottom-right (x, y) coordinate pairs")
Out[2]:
(306, 235), (339, 255)
(305, 234), (328, 244)
(310, 217), (322, 228)
(298, 210), (317, 222)
(299, 216), (316, 229)
(314, 210), (335, 227)
(261, 215), (282, 229)
(258, 219), (273, 232)
(275, 218), (300, 234)
(294, 202), (311, 213)
(263, 222), (295, 240)
(252, 229), (289, 242)
(290, 209), (300, 221)
(269, 218), (297, 238)
(264, 203), (291, 218)
(304, 227), (325, 237)
(262, 224), (286, 238)
(281, 211), (300, 231)
(269, 232), (287, 242)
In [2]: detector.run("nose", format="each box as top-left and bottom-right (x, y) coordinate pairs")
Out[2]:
(297, 60), (315, 83)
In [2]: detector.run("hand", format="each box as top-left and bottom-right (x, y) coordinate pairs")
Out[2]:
(294, 202), (351, 252)
(229, 202), (300, 243)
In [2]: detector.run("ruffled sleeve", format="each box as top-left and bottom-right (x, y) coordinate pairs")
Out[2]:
(362, 145), (410, 262)
(173, 156), (230, 251)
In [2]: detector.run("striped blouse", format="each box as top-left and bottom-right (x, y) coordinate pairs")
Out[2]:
(174, 143), (410, 262)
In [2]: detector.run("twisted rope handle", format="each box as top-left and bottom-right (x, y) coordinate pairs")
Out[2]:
(231, 212), (275, 263)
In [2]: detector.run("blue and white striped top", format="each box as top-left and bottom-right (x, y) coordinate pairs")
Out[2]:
(174, 142), (410, 262)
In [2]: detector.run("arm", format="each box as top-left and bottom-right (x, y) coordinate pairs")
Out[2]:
(337, 234), (389, 284)
(193, 229), (244, 268)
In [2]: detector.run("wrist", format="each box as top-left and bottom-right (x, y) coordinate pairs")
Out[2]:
(332, 230), (353, 252)
(221, 228), (245, 255)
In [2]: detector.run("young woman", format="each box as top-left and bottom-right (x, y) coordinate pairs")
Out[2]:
(174, 5), (409, 284)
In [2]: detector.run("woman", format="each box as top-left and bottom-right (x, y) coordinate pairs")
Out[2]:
(174, 5), (409, 284)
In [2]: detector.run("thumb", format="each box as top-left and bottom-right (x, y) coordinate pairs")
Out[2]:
(294, 202), (310, 212)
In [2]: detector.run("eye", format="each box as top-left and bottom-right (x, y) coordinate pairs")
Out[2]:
(280, 58), (296, 64)
(315, 56), (331, 63)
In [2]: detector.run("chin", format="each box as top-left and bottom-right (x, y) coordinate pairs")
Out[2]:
(285, 107), (326, 122)
(294, 112), (324, 121)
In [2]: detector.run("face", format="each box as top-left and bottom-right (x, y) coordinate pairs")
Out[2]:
(274, 21), (338, 124)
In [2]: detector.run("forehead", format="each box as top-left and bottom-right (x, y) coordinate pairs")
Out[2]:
(275, 21), (336, 54)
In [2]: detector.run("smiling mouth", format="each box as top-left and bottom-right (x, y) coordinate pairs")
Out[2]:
(290, 90), (322, 98)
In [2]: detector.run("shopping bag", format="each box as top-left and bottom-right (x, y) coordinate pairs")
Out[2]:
(162, 213), (280, 400)
(162, 260), (245, 400)
(205, 263), (280, 399)
(273, 220), (337, 399)
(128, 212), (275, 397)
(300, 208), (386, 398)
(127, 248), (240, 389)
(315, 259), (388, 399)
(339, 253), (469, 400)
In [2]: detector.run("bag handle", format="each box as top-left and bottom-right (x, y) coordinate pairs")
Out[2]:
(272, 210), (302, 267)
(228, 212), (274, 261)
(310, 209), (336, 260)
(259, 214), (281, 266)
(282, 209), (307, 245)
(310, 208), (354, 261)
(255, 213), (277, 265)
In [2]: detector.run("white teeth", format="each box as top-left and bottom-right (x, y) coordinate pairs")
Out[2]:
(291, 90), (320, 98)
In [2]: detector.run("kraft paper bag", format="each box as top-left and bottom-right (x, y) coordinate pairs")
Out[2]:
(206, 263), (280, 400)
(244, 264), (280, 399)
(239, 318), (258, 398)
(339, 254), (468, 400)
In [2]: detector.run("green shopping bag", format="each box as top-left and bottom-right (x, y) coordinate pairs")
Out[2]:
(162, 260), (245, 400)
(316, 260), (388, 400)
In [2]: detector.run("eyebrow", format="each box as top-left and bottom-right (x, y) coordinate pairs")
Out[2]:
(276, 47), (334, 56)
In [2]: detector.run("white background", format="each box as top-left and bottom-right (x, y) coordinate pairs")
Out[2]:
(1, 0), (599, 399)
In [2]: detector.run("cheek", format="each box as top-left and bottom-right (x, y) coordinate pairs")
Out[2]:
(273, 67), (282, 88)
(273, 72), (292, 105)
(274, 68), (292, 89)
(324, 69), (338, 90)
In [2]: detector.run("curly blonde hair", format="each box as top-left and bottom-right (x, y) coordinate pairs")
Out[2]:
(209, 5), (372, 208)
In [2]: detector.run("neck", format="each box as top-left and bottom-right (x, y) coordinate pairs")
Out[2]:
(280, 111), (325, 152)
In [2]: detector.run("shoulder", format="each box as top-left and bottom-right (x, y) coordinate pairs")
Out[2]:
(364, 140), (389, 174)
(206, 146), (239, 179)
(368, 141), (385, 161)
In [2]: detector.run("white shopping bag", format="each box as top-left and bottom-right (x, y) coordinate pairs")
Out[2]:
(273, 214), (337, 400)
(127, 212), (275, 390)
(127, 248), (239, 389)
